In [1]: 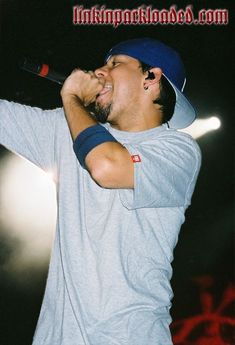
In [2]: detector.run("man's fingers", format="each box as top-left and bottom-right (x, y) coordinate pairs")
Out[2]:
(71, 67), (81, 73)
(62, 68), (104, 104)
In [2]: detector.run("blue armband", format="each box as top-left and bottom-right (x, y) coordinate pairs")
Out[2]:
(73, 124), (118, 168)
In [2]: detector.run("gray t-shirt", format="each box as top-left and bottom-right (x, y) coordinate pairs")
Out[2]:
(0, 100), (201, 345)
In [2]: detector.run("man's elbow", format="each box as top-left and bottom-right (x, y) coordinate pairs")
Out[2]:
(88, 158), (115, 188)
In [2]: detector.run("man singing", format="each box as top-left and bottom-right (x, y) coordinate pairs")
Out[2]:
(0, 38), (201, 344)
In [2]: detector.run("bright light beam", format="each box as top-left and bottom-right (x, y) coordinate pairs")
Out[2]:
(180, 116), (221, 139)
(0, 154), (57, 276)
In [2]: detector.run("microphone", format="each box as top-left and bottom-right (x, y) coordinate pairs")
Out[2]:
(19, 58), (66, 85)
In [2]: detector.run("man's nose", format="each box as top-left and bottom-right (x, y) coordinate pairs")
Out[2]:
(94, 65), (109, 78)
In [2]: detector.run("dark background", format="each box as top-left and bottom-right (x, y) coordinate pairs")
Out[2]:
(0, 0), (234, 344)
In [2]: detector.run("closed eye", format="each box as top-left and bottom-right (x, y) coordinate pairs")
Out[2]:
(111, 60), (121, 68)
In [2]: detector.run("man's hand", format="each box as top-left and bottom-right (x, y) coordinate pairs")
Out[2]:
(61, 69), (104, 106)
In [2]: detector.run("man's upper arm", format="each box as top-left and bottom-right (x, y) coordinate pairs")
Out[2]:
(0, 100), (61, 170)
(85, 141), (134, 189)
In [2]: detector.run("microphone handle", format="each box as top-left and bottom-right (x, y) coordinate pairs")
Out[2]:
(19, 58), (66, 85)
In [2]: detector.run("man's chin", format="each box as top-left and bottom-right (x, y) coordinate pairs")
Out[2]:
(92, 103), (112, 124)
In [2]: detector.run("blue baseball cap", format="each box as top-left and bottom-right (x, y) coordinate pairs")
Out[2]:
(105, 38), (196, 129)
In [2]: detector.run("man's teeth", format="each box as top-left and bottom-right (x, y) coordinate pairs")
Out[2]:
(98, 84), (112, 96)
(103, 84), (112, 90)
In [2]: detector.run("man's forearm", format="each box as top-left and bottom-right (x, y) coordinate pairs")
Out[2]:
(62, 95), (97, 140)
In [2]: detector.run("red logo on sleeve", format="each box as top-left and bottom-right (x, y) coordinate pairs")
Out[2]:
(131, 154), (141, 163)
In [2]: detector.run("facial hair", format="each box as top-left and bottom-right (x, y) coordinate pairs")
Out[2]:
(87, 102), (112, 123)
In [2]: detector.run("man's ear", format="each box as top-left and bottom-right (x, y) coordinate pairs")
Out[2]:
(143, 67), (162, 89)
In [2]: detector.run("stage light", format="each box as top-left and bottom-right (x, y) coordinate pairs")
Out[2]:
(181, 116), (221, 139)
(208, 116), (221, 130)
(0, 154), (56, 276)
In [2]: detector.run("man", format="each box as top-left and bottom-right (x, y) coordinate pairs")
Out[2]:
(0, 38), (201, 344)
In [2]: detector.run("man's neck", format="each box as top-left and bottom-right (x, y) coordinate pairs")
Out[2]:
(109, 109), (163, 132)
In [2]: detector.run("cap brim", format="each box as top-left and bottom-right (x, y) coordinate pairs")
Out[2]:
(165, 76), (196, 129)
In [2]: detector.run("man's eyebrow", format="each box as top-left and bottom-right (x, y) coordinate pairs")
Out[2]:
(106, 56), (114, 64)
(106, 56), (117, 66)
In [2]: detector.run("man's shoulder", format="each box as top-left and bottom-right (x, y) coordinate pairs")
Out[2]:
(141, 127), (202, 165)
(157, 127), (200, 150)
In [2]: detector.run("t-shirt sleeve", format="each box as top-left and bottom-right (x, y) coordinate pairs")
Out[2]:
(0, 99), (62, 170)
(119, 131), (201, 210)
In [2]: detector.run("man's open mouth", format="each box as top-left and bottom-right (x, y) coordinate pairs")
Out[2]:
(96, 84), (113, 100)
